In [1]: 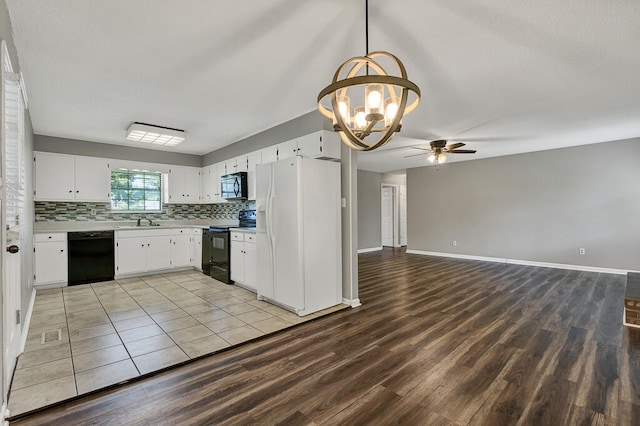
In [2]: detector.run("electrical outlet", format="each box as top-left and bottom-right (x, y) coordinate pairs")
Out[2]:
(452, 240), (457, 246)
(90, 208), (96, 215)
(579, 248), (586, 255)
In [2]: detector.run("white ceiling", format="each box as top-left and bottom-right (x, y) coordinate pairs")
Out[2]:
(6, 0), (640, 173)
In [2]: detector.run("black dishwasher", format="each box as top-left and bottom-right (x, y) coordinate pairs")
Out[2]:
(68, 231), (115, 286)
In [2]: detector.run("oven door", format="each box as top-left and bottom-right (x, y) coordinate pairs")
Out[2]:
(209, 229), (232, 284)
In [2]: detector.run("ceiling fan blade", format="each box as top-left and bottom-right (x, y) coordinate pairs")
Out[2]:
(446, 142), (465, 150)
(410, 146), (432, 151)
(449, 149), (477, 154)
(403, 153), (427, 158)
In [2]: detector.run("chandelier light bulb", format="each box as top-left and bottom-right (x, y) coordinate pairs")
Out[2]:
(354, 106), (367, 129)
(385, 97), (400, 127)
(428, 154), (436, 163)
(336, 96), (350, 126)
(438, 153), (447, 163)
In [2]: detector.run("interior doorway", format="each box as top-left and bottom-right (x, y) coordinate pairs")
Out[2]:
(381, 181), (407, 248)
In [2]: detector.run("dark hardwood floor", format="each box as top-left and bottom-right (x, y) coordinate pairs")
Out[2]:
(11, 248), (640, 425)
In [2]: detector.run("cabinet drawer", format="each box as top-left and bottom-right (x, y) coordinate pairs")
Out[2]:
(231, 232), (244, 242)
(193, 228), (203, 235)
(34, 233), (67, 243)
(245, 234), (256, 243)
(116, 229), (172, 238)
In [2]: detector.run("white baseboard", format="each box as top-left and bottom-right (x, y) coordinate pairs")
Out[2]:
(20, 288), (37, 353)
(406, 249), (635, 275)
(343, 298), (362, 308)
(1, 401), (9, 425)
(358, 247), (382, 253)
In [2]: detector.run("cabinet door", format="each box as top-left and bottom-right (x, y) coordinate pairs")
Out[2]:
(296, 132), (322, 158)
(192, 229), (203, 270)
(230, 241), (245, 283)
(34, 241), (68, 285)
(167, 167), (185, 203)
(235, 155), (248, 173)
(75, 156), (111, 202)
(247, 151), (261, 201)
(260, 146), (277, 164)
(171, 233), (192, 268)
(277, 139), (298, 160)
(116, 237), (147, 275)
(212, 162), (227, 203)
(34, 152), (75, 201)
(146, 235), (172, 271)
(183, 167), (202, 203)
(201, 166), (212, 203)
(244, 241), (256, 291)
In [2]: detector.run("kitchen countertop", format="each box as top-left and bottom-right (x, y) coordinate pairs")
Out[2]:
(34, 220), (239, 233)
(230, 227), (257, 233)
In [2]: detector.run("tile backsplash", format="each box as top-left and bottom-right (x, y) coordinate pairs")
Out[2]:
(35, 201), (256, 222)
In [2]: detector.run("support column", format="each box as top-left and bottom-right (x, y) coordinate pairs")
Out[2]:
(340, 143), (360, 307)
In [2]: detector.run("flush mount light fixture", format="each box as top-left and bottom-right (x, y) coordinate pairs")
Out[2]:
(317, 0), (420, 151)
(126, 122), (186, 146)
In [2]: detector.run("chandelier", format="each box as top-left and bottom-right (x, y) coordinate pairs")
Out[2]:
(317, 0), (420, 151)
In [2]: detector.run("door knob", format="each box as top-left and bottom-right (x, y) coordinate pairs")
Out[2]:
(6, 245), (19, 254)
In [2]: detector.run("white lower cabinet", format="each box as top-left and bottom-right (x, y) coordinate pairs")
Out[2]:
(115, 229), (171, 276)
(171, 228), (192, 269)
(230, 231), (256, 291)
(34, 233), (68, 288)
(192, 228), (203, 271)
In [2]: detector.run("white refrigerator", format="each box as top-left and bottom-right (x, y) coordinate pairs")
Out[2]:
(256, 156), (342, 316)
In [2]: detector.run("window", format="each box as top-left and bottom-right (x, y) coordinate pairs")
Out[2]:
(110, 170), (162, 212)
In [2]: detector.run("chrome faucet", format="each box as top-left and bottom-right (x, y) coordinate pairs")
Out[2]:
(147, 218), (153, 226)
(136, 217), (142, 226)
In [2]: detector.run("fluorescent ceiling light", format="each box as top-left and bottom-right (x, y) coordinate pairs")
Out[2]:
(126, 122), (185, 146)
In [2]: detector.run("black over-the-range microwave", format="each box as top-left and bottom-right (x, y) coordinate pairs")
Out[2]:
(221, 172), (248, 200)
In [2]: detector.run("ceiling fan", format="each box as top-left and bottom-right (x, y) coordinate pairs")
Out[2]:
(405, 139), (476, 164)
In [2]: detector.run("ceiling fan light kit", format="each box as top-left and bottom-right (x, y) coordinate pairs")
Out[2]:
(405, 139), (477, 165)
(317, 0), (420, 151)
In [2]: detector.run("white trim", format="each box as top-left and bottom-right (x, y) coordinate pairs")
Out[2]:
(358, 247), (382, 253)
(406, 249), (635, 275)
(2, 402), (8, 425)
(407, 250), (505, 264)
(19, 289), (36, 353)
(343, 298), (362, 308)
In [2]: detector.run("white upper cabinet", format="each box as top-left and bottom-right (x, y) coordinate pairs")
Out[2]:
(167, 166), (202, 204)
(34, 152), (111, 202)
(277, 139), (298, 160)
(260, 146), (278, 164)
(296, 131), (341, 160)
(247, 151), (261, 200)
(201, 165), (213, 203)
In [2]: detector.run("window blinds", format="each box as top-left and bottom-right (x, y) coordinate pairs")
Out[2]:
(2, 41), (25, 238)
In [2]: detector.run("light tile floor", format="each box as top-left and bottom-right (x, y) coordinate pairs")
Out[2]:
(8, 270), (346, 416)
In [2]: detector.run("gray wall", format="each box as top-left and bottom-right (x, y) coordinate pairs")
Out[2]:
(34, 135), (202, 167)
(202, 111), (329, 165)
(358, 170), (382, 250)
(407, 138), (640, 270)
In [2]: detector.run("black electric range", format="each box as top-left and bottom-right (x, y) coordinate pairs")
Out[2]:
(202, 210), (256, 283)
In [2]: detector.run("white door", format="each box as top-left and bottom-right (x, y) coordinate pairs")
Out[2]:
(381, 186), (394, 247)
(2, 43), (23, 397)
(400, 185), (407, 246)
